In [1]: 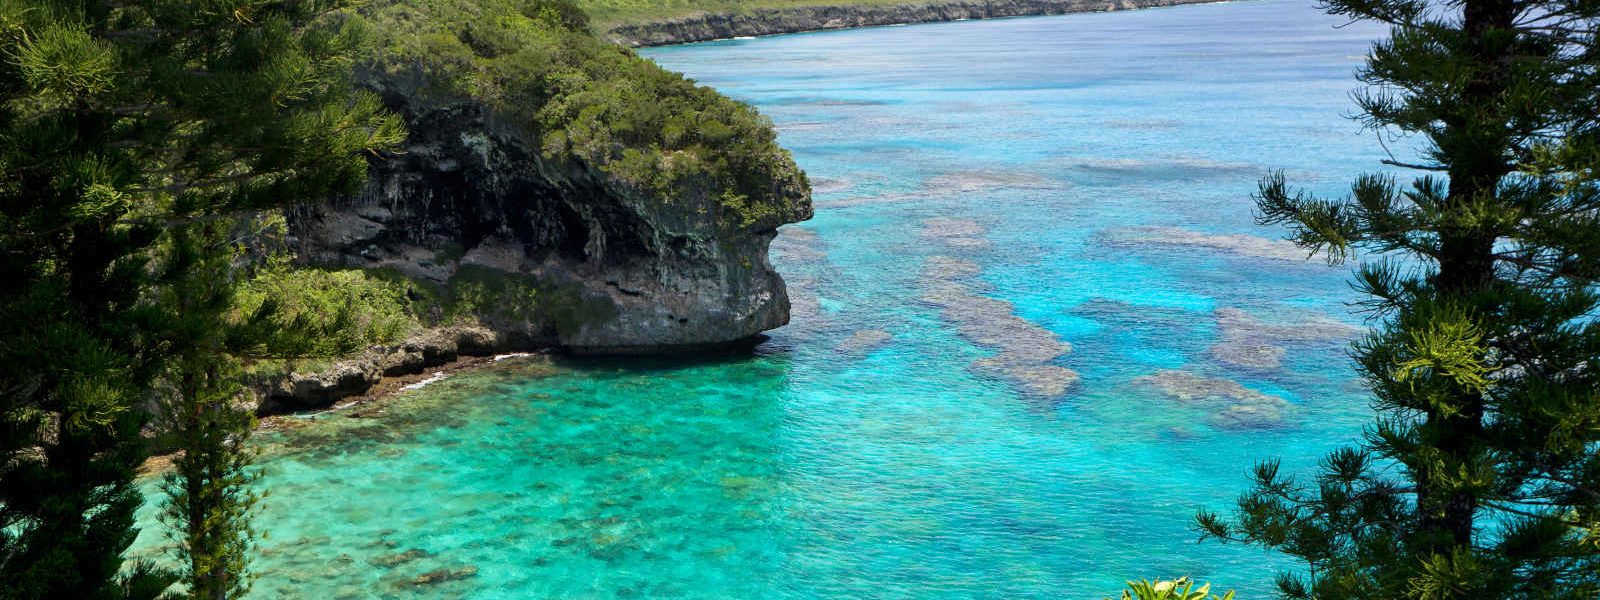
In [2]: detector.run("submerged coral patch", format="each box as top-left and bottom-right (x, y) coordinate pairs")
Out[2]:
(921, 255), (984, 281)
(836, 329), (893, 355)
(1133, 370), (1293, 430)
(808, 177), (855, 195)
(785, 275), (824, 325)
(772, 225), (829, 263)
(1102, 226), (1315, 262)
(918, 215), (1078, 399)
(1103, 118), (1183, 130)
(1208, 307), (1360, 369)
(924, 170), (1058, 195)
(918, 224), (1067, 350)
(974, 361), (1079, 399)
(1056, 156), (1260, 180)
(919, 216), (992, 250)
(920, 217), (987, 239)
(1208, 339), (1287, 369)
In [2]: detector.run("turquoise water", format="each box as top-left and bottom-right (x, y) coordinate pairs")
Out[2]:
(136, 1), (1397, 597)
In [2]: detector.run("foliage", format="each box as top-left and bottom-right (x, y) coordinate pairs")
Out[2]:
(528, 0), (591, 30)
(155, 223), (263, 600)
(573, 0), (925, 29)
(232, 261), (420, 358)
(447, 264), (544, 323)
(1197, 0), (1600, 598)
(361, 0), (808, 232)
(229, 260), (613, 369)
(1112, 577), (1236, 600)
(0, 0), (403, 597)
(439, 264), (613, 336)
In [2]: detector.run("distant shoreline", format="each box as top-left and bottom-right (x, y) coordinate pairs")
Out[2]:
(605, 0), (1233, 47)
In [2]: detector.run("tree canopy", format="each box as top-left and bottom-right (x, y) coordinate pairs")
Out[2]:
(1198, 0), (1600, 597)
(0, 0), (401, 597)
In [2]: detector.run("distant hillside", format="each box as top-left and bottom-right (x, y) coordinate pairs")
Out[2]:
(582, 0), (937, 28)
(581, 0), (1229, 46)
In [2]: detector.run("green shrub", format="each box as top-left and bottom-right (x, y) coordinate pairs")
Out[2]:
(228, 261), (610, 364)
(1111, 577), (1235, 600)
(359, 0), (806, 233)
(446, 265), (615, 336)
(231, 264), (422, 358)
(523, 0), (591, 31)
(573, 0), (935, 29)
(447, 264), (543, 322)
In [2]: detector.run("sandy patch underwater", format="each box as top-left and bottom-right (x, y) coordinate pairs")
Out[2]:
(136, 1), (1394, 597)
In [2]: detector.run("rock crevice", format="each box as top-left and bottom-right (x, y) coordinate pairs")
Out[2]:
(288, 67), (811, 356)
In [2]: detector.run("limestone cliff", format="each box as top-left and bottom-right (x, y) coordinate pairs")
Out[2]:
(288, 55), (812, 352)
(604, 0), (1225, 46)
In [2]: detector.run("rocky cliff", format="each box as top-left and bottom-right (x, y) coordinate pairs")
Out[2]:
(605, 0), (1224, 46)
(285, 0), (812, 356)
(288, 66), (811, 355)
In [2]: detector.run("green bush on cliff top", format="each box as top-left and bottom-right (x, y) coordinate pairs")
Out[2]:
(361, 0), (807, 231)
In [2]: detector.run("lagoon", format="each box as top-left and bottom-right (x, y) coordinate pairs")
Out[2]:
(138, 1), (1390, 596)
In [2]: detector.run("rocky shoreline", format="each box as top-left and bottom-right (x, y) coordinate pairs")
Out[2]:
(140, 328), (533, 469)
(605, 0), (1227, 47)
(248, 325), (527, 416)
(246, 0), (1229, 419)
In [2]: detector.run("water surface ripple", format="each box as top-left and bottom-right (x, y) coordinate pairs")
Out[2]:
(138, 1), (1391, 597)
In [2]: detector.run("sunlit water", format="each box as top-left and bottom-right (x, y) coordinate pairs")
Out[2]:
(136, 1), (1396, 596)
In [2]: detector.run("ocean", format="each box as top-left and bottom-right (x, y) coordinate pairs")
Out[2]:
(136, 1), (1395, 596)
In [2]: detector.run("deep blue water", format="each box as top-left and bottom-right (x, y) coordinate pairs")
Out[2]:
(136, 1), (1395, 597)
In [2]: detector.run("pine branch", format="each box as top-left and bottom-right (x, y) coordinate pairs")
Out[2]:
(1381, 159), (1450, 171)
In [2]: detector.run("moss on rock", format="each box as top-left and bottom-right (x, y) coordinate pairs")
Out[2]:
(357, 0), (809, 233)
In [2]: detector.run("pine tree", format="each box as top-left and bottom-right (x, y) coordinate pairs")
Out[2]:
(1197, 0), (1600, 598)
(0, 1), (403, 598)
(153, 220), (264, 600)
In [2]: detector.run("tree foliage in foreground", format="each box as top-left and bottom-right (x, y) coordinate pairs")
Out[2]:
(1112, 577), (1236, 600)
(0, 0), (403, 598)
(1198, 0), (1600, 598)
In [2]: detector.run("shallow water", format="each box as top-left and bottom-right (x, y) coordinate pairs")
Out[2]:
(136, 1), (1396, 596)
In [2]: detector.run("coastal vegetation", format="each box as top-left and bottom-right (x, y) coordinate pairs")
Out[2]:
(574, 0), (923, 28)
(362, 0), (806, 232)
(232, 262), (420, 358)
(1195, 0), (1600, 597)
(585, 0), (1219, 47)
(0, 0), (810, 593)
(1111, 578), (1235, 600)
(2, 0), (1596, 597)
(0, 0), (403, 598)
(232, 256), (560, 361)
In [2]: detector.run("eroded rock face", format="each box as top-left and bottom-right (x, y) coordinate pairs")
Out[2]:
(289, 69), (812, 355)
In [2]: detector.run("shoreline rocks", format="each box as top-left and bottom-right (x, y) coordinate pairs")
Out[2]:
(251, 325), (517, 415)
(605, 0), (1229, 47)
(290, 49), (811, 358)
